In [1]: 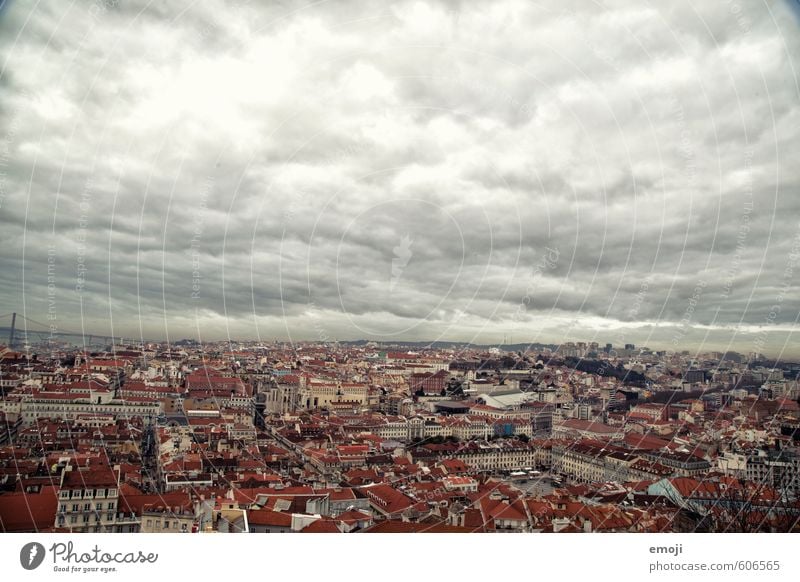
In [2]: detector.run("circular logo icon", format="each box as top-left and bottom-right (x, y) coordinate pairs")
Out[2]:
(19, 542), (46, 570)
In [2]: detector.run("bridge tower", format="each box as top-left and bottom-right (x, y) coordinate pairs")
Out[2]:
(8, 312), (16, 348)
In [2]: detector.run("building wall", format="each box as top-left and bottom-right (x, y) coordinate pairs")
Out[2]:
(56, 485), (119, 533)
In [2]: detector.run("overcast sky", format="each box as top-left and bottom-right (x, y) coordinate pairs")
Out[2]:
(0, 0), (798, 357)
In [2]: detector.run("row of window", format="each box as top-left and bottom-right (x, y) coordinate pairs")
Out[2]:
(57, 524), (137, 533)
(60, 501), (116, 512)
(58, 513), (114, 525)
(30, 404), (157, 411)
(60, 488), (117, 500)
(145, 518), (188, 531)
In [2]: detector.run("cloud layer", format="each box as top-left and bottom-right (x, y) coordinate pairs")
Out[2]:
(0, 0), (798, 357)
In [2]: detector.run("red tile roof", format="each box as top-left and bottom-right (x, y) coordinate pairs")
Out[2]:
(247, 509), (292, 527)
(301, 518), (341, 533)
(61, 468), (118, 489)
(0, 486), (58, 532)
(361, 484), (415, 515)
(361, 520), (475, 533)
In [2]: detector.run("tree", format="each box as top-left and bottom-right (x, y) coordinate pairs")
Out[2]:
(703, 475), (800, 533)
(445, 377), (464, 397)
(500, 355), (517, 369)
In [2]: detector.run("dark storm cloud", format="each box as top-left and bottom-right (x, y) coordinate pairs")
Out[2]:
(0, 0), (798, 356)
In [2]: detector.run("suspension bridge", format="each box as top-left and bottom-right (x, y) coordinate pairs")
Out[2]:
(0, 312), (123, 349)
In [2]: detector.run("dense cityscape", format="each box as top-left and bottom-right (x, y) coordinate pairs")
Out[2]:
(1, 337), (798, 533)
(1, 7), (799, 575)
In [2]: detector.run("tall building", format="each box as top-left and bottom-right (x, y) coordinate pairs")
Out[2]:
(56, 468), (119, 533)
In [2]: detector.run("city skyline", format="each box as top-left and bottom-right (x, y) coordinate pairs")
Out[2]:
(0, 316), (790, 363)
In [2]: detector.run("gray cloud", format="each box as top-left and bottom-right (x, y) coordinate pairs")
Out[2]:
(0, 0), (798, 357)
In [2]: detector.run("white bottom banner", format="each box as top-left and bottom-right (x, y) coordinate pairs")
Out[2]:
(1, 533), (797, 581)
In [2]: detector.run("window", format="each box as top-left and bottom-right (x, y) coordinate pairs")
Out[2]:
(107, 513), (114, 521)
(107, 502), (115, 510)
(83, 515), (89, 523)
(70, 516), (77, 524)
(96, 502), (103, 510)
(84, 503), (91, 511)
(72, 504), (79, 512)
(163, 521), (170, 529)
(146, 519), (152, 528)
(60, 504), (66, 512)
